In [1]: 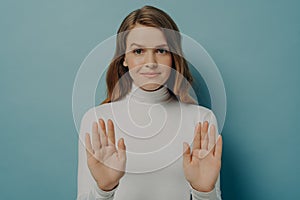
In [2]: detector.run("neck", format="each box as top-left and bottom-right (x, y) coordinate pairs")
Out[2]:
(126, 82), (172, 104)
(139, 85), (164, 92)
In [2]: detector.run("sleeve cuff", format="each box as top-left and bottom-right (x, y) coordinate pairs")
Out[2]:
(190, 185), (218, 200)
(93, 183), (118, 199)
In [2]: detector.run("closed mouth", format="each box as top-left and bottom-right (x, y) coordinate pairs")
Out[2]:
(140, 72), (161, 77)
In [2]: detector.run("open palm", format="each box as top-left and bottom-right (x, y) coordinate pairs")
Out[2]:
(183, 121), (222, 192)
(85, 118), (126, 191)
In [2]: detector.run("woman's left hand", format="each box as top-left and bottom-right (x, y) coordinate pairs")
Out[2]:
(183, 121), (223, 192)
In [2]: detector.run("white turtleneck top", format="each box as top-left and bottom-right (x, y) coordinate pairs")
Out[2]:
(77, 83), (222, 200)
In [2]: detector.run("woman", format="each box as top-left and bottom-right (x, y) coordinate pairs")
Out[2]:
(77, 5), (222, 200)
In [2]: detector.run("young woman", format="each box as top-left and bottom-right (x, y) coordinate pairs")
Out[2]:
(77, 5), (222, 200)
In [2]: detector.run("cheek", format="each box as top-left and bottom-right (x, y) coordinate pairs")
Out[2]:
(159, 55), (172, 68)
(126, 56), (144, 68)
(164, 67), (172, 78)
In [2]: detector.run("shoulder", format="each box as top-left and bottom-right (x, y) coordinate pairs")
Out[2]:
(180, 101), (214, 115)
(179, 102), (218, 124)
(81, 102), (114, 123)
(78, 102), (117, 136)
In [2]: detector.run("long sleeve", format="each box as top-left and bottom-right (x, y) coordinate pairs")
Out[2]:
(76, 109), (118, 200)
(190, 175), (222, 200)
(77, 182), (117, 200)
(76, 93), (223, 199)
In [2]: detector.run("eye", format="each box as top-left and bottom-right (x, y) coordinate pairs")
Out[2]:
(157, 48), (168, 54)
(133, 48), (143, 55)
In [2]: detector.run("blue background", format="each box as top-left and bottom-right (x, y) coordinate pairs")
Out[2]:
(1, 0), (299, 199)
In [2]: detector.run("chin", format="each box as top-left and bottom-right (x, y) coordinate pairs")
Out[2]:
(140, 83), (162, 91)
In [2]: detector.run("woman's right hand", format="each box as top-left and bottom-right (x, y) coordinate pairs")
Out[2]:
(85, 118), (127, 191)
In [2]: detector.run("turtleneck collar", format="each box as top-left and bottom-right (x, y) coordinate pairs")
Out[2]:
(126, 82), (172, 104)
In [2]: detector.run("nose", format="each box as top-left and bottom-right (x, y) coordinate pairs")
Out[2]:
(144, 51), (157, 68)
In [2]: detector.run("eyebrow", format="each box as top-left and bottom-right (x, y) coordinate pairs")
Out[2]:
(129, 43), (169, 48)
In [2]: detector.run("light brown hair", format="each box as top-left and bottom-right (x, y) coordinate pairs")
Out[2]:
(101, 5), (196, 104)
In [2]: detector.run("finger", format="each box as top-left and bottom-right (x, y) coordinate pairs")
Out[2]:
(201, 121), (209, 150)
(107, 119), (116, 146)
(117, 138), (126, 160)
(99, 118), (108, 147)
(183, 142), (191, 166)
(214, 135), (223, 160)
(192, 122), (201, 151)
(85, 133), (94, 159)
(192, 149), (208, 159)
(92, 121), (101, 150)
(201, 121), (209, 149)
(118, 138), (126, 150)
(208, 124), (216, 152)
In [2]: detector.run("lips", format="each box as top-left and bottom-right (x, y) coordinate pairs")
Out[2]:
(140, 72), (161, 78)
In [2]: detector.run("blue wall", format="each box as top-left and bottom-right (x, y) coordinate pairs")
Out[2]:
(1, 0), (299, 199)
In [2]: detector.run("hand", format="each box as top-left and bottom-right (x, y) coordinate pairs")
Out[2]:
(85, 118), (127, 191)
(183, 121), (223, 192)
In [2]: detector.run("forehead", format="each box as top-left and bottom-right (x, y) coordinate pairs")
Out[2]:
(126, 26), (168, 48)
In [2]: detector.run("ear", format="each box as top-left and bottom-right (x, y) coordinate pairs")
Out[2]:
(123, 58), (128, 67)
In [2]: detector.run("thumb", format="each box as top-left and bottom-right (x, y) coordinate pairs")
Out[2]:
(183, 142), (191, 166)
(117, 138), (126, 160)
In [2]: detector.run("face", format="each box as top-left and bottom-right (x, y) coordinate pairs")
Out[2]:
(123, 24), (172, 91)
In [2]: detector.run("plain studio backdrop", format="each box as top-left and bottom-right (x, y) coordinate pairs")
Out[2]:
(0, 0), (299, 199)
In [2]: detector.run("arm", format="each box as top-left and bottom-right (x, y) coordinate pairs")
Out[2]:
(77, 131), (118, 200)
(184, 110), (223, 200)
(77, 111), (125, 199)
(190, 174), (222, 200)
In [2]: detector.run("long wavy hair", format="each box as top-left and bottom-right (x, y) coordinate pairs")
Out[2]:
(101, 5), (196, 105)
